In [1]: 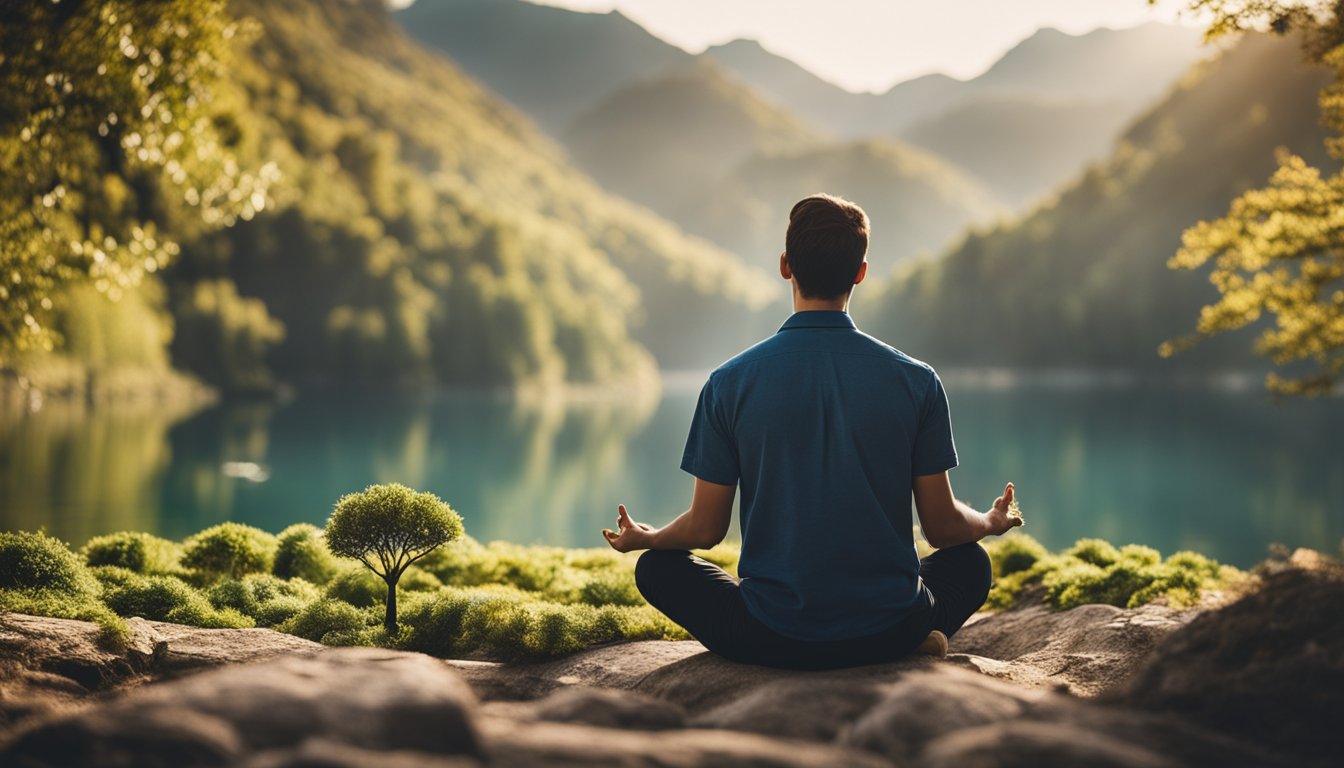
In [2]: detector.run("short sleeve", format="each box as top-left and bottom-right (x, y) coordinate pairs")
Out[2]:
(912, 371), (959, 476)
(680, 375), (740, 486)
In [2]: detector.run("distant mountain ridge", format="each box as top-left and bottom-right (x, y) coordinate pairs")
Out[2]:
(864, 32), (1334, 373)
(395, 1), (1209, 214)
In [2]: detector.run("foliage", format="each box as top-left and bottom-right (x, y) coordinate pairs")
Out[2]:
(0, 588), (129, 649)
(180, 522), (277, 580)
(82, 531), (180, 575)
(984, 533), (1241, 611)
(101, 572), (253, 628)
(867, 31), (1332, 376)
(275, 597), (370, 643)
(1153, 1), (1344, 394)
(0, 530), (99, 594)
(0, 0), (274, 358)
(325, 483), (462, 631)
(272, 523), (338, 584)
(207, 573), (320, 627)
(169, 279), (285, 394)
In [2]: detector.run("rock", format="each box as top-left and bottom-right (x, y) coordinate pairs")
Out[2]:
(142, 620), (322, 675)
(1, 648), (483, 766)
(690, 679), (888, 741)
(530, 687), (685, 731)
(0, 614), (165, 691)
(2, 705), (242, 768)
(243, 738), (481, 768)
(475, 715), (893, 768)
(920, 720), (1180, 768)
(445, 640), (705, 701)
(1110, 567), (1344, 764)
(949, 602), (1191, 695)
(841, 666), (1053, 758)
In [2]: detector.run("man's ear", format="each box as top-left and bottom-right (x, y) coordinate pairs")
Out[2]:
(779, 252), (793, 280)
(853, 260), (868, 286)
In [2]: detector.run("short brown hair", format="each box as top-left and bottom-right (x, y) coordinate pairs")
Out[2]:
(785, 194), (869, 299)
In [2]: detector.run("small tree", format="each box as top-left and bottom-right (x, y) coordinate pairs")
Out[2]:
(325, 483), (462, 633)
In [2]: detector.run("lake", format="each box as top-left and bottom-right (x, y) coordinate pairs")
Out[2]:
(2, 375), (1341, 568)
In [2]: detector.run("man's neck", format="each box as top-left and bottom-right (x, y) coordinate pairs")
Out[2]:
(792, 290), (850, 314)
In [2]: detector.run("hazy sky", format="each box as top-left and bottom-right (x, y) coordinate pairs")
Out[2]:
(510, 1), (1200, 93)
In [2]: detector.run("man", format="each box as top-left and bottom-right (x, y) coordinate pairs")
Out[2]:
(602, 194), (1022, 670)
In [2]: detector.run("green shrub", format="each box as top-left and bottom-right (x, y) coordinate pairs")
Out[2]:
(577, 570), (642, 607)
(0, 588), (129, 649)
(82, 532), (180, 574)
(276, 597), (369, 643)
(325, 568), (386, 608)
(0, 531), (98, 594)
(1065, 539), (1120, 568)
(89, 565), (143, 590)
(180, 523), (278, 580)
(102, 573), (253, 628)
(272, 524), (339, 584)
(209, 574), (320, 626)
(399, 566), (442, 592)
(985, 534), (1048, 577)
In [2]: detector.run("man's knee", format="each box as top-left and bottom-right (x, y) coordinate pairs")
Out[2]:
(943, 541), (993, 603)
(634, 549), (690, 602)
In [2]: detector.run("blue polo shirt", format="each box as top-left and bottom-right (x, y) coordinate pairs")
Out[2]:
(681, 310), (958, 641)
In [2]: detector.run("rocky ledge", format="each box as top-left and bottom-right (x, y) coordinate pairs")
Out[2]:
(1, 566), (1339, 768)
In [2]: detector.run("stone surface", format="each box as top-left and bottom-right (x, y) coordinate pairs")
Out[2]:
(476, 714), (893, 768)
(949, 601), (1192, 696)
(243, 738), (481, 768)
(1, 648), (482, 766)
(1111, 567), (1344, 764)
(530, 687), (685, 731)
(144, 621), (323, 676)
(3, 705), (242, 768)
(445, 640), (705, 701)
(0, 614), (165, 692)
(920, 720), (1180, 768)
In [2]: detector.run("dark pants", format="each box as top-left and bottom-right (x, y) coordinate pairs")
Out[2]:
(634, 543), (992, 671)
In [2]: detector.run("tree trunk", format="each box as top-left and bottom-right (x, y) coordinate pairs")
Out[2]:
(384, 578), (398, 634)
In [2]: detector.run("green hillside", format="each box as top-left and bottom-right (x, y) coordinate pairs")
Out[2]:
(394, 0), (690, 133)
(863, 32), (1334, 372)
(564, 62), (994, 269)
(898, 96), (1136, 208)
(563, 62), (820, 221)
(14, 0), (777, 394)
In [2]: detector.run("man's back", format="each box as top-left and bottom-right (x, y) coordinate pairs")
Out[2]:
(681, 310), (958, 641)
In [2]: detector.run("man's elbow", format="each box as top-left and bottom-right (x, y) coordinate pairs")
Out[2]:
(920, 525), (958, 550)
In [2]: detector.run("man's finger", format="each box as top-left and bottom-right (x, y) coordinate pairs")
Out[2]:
(602, 528), (617, 540)
(1004, 483), (1014, 504)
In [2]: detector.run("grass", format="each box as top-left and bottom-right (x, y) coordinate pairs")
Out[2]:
(0, 524), (1243, 661)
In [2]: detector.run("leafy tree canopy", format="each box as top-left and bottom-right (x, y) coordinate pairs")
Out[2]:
(1159, 0), (1344, 394)
(0, 0), (276, 359)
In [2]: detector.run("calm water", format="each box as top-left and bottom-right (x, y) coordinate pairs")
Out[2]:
(2, 378), (1341, 568)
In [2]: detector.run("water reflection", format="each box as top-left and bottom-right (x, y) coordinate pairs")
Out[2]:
(1, 381), (1341, 567)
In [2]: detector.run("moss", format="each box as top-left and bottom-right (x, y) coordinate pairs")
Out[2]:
(81, 532), (181, 575)
(272, 523), (339, 584)
(208, 573), (320, 626)
(180, 523), (278, 581)
(325, 567), (386, 608)
(577, 570), (641, 607)
(276, 597), (370, 643)
(101, 573), (254, 628)
(0, 530), (99, 595)
(985, 534), (1049, 577)
(1065, 538), (1121, 568)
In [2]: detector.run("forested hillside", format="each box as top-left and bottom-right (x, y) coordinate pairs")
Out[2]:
(18, 0), (777, 393)
(864, 33), (1334, 373)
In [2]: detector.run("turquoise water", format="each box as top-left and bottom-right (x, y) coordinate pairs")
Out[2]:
(2, 378), (1341, 567)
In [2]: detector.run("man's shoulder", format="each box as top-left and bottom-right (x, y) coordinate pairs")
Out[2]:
(853, 330), (939, 376)
(709, 329), (940, 384)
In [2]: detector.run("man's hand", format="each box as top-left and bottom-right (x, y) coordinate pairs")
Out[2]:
(984, 482), (1024, 536)
(602, 504), (655, 553)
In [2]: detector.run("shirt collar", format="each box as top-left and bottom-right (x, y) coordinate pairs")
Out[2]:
(778, 310), (857, 332)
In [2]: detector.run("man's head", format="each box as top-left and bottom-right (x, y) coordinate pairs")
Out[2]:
(783, 194), (870, 300)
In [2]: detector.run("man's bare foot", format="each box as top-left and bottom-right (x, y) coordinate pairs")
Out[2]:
(916, 630), (948, 657)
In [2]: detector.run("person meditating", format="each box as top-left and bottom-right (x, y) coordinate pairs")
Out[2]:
(602, 193), (1023, 670)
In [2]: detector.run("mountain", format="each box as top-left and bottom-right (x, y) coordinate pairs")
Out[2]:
(563, 62), (820, 222)
(705, 24), (1207, 137)
(27, 0), (780, 393)
(563, 62), (996, 270)
(394, 0), (691, 133)
(897, 96), (1136, 208)
(862, 32), (1334, 373)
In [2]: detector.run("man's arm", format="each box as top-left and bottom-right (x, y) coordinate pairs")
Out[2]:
(602, 477), (736, 552)
(913, 472), (1021, 549)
